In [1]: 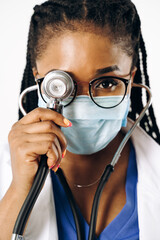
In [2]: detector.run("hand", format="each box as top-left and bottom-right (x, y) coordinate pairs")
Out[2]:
(8, 107), (71, 195)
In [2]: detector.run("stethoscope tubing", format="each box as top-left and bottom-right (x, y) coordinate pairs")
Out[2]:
(12, 155), (49, 236)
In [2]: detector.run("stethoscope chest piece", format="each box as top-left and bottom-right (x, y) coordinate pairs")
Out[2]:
(42, 70), (74, 101)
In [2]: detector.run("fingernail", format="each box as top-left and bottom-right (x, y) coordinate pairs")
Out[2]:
(62, 149), (66, 158)
(49, 164), (55, 169)
(64, 118), (72, 127)
(54, 164), (60, 172)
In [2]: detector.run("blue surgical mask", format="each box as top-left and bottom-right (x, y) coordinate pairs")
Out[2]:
(38, 93), (130, 155)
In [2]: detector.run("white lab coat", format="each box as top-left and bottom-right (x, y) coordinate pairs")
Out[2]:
(0, 119), (160, 240)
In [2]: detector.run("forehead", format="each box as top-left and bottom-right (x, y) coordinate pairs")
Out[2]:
(36, 31), (132, 78)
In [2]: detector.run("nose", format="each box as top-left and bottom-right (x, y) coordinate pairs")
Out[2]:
(76, 81), (90, 96)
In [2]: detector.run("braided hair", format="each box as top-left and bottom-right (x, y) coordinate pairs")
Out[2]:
(19, 0), (160, 144)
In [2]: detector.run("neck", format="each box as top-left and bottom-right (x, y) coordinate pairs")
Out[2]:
(60, 131), (130, 188)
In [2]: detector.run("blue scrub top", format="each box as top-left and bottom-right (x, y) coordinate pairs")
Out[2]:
(51, 144), (139, 240)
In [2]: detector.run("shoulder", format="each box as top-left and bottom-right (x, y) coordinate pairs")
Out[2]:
(124, 122), (160, 238)
(123, 118), (160, 193)
(124, 118), (160, 154)
(0, 140), (12, 199)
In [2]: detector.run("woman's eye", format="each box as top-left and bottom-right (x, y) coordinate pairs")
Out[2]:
(95, 78), (118, 89)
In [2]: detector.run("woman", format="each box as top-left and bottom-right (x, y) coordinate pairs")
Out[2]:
(0, 0), (160, 239)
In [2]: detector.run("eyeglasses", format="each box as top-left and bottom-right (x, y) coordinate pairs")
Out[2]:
(37, 75), (131, 109)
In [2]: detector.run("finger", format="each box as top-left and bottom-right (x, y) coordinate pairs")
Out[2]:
(44, 135), (63, 169)
(20, 123), (67, 152)
(18, 141), (59, 166)
(54, 136), (62, 159)
(47, 137), (64, 172)
(28, 133), (63, 165)
(47, 143), (59, 168)
(18, 108), (72, 127)
(50, 162), (61, 172)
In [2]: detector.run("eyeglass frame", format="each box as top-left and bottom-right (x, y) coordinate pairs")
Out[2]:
(36, 74), (131, 109)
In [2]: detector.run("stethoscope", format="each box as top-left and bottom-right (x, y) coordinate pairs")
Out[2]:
(12, 70), (152, 240)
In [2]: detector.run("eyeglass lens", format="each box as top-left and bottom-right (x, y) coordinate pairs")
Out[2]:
(62, 77), (127, 108)
(90, 77), (126, 108)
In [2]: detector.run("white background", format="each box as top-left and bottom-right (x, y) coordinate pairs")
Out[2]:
(0, 0), (159, 143)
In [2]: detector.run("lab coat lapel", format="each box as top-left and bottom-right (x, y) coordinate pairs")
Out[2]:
(24, 171), (59, 240)
(125, 119), (160, 240)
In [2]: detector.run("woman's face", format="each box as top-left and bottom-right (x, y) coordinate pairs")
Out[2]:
(34, 31), (136, 95)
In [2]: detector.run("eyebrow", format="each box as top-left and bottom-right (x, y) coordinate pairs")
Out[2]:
(95, 65), (120, 75)
(44, 65), (120, 78)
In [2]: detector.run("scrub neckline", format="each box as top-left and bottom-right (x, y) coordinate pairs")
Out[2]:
(51, 143), (138, 240)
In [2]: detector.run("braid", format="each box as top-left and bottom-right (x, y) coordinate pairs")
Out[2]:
(129, 34), (160, 144)
(19, 0), (160, 144)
